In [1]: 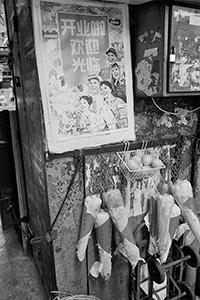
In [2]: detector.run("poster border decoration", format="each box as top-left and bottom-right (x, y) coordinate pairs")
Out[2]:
(32, 0), (135, 154)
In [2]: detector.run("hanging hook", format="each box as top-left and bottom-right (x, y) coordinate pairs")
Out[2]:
(122, 140), (130, 160)
(142, 140), (148, 150)
(99, 146), (107, 163)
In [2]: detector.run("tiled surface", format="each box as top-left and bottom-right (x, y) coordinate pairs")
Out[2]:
(0, 219), (47, 300)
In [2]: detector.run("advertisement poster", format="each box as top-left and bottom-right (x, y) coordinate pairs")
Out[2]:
(32, 0), (135, 153)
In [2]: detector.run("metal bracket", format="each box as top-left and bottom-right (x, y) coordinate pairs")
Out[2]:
(13, 15), (18, 33)
(29, 229), (58, 245)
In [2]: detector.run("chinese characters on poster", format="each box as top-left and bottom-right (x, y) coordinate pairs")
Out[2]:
(32, 0), (135, 153)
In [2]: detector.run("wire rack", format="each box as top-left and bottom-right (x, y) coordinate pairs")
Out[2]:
(61, 296), (101, 300)
(117, 147), (165, 181)
(52, 294), (101, 300)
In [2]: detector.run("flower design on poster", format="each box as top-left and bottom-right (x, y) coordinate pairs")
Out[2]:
(32, 0), (135, 153)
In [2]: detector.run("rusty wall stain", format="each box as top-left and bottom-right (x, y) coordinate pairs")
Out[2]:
(46, 156), (87, 294)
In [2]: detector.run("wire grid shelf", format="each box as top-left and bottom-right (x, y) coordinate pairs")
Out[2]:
(117, 148), (165, 181)
(53, 295), (101, 300)
(61, 296), (101, 300)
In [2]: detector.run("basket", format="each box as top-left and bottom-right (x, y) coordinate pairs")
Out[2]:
(117, 148), (165, 181)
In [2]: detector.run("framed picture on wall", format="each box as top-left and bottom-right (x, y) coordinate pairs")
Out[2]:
(169, 5), (200, 93)
(32, 0), (135, 153)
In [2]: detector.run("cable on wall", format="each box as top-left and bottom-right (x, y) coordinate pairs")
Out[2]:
(151, 96), (200, 116)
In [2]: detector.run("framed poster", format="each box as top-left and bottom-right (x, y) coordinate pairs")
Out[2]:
(169, 5), (200, 92)
(32, 0), (135, 153)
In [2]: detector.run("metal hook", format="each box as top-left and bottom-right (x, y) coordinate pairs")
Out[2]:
(99, 147), (107, 163)
(141, 140), (148, 150)
(122, 140), (130, 160)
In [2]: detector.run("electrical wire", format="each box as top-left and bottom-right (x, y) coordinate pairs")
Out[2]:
(151, 96), (200, 115)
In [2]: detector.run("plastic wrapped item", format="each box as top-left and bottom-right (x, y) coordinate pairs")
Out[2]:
(157, 193), (174, 263)
(76, 194), (102, 262)
(90, 209), (112, 280)
(171, 180), (200, 244)
(102, 189), (144, 269)
(171, 179), (193, 205)
(182, 206), (200, 244)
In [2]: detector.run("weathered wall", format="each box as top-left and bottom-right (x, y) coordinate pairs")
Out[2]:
(4, 0), (56, 297)
(46, 156), (87, 294)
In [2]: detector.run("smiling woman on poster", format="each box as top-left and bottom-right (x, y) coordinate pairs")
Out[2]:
(100, 80), (127, 130)
(110, 62), (126, 102)
(77, 95), (104, 133)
